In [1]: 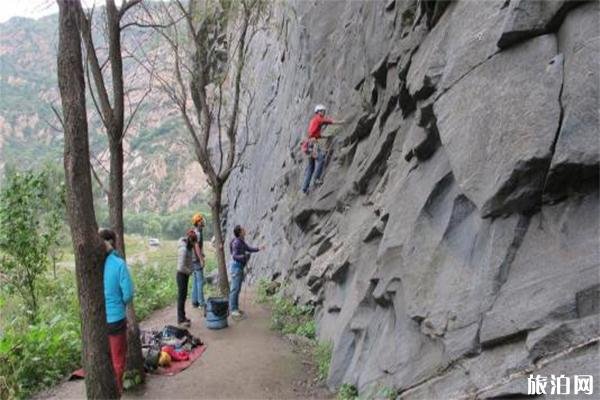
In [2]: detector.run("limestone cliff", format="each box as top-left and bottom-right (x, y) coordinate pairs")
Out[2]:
(225, 1), (599, 397)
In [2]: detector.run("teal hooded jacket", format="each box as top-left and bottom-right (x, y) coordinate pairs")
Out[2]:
(103, 250), (134, 323)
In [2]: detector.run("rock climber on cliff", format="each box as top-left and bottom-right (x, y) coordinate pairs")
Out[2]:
(301, 104), (345, 194)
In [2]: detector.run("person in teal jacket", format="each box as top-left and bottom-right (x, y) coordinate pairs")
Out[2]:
(99, 228), (134, 393)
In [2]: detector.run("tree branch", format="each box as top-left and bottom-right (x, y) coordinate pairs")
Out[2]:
(90, 162), (110, 197)
(49, 104), (65, 131)
(79, 6), (113, 126)
(121, 17), (183, 32)
(119, 0), (143, 19)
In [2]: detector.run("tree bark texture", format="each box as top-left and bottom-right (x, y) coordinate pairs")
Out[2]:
(210, 185), (229, 296)
(108, 138), (125, 254)
(57, 1), (119, 398)
(81, 0), (145, 377)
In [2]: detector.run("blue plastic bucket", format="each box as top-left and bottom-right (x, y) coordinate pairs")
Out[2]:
(205, 316), (228, 329)
(206, 297), (229, 318)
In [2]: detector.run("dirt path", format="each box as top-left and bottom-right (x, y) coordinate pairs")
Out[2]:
(39, 290), (332, 400)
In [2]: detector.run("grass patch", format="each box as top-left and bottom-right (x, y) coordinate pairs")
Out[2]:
(337, 383), (359, 400)
(257, 281), (331, 383)
(314, 341), (333, 381)
(271, 294), (315, 339)
(129, 262), (178, 320)
(256, 278), (271, 304)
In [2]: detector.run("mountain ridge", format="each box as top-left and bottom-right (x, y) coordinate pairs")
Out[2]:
(0, 10), (208, 213)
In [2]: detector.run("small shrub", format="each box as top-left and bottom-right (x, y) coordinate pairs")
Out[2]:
(255, 278), (271, 304)
(338, 383), (359, 400)
(260, 285), (327, 382)
(296, 319), (316, 339)
(376, 386), (397, 399)
(270, 295), (314, 337)
(0, 312), (81, 399)
(131, 262), (178, 320)
(314, 341), (332, 382)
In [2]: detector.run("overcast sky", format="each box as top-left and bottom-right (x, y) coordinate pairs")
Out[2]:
(0, 1), (125, 23)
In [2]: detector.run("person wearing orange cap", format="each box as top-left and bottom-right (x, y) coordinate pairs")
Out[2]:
(191, 213), (206, 310)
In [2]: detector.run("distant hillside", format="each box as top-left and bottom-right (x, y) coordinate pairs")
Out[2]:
(0, 11), (208, 213)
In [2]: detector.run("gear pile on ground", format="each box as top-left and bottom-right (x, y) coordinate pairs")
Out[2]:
(141, 325), (203, 371)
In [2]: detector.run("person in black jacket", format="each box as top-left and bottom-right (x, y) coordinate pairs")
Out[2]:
(229, 225), (264, 318)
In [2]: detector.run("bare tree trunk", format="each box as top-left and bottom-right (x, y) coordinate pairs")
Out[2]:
(81, 0), (146, 379)
(149, 0), (262, 297)
(108, 137), (145, 377)
(57, 1), (119, 398)
(211, 185), (229, 296)
(108, 138), (125, 254)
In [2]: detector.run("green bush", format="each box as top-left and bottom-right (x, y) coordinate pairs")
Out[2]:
(270, 295), (315, 338)
(0, 314), (81, 400)
(130, 262), (178, 320)
(0, 258), (183, 399)
(338, 383), (359, 400)
(255, 278), (271, 304)
(259, 284), (329, 381)
(0, 168), (63, 322)
(375, 386), (397, 399)
(314, 341), (332, 382)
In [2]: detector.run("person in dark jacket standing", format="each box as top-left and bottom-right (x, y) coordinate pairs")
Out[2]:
(176, 229), (197, 327)
(99, 228), (134, 394)
(229, 225), (264, 319)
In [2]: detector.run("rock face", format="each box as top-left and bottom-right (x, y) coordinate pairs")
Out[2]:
(225, 1), (600, 397)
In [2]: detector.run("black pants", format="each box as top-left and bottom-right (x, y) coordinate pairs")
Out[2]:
(176, 272), (190, 323)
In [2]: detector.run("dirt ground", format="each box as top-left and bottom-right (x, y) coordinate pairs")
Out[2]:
(37, 291), (333, 400)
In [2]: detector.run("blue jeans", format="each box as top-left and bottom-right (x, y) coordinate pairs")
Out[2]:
(301, 148), (325, 193)
(228, 261), (244, 312)
(191, 263), (205, 307)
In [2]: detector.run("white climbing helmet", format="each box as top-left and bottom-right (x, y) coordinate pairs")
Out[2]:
(314, 104), (326, 113)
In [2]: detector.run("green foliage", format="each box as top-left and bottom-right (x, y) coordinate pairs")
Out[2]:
(0, 168), (64, 321)
(258, 283), (331, 383)
(338, 384), (359, 400)
(375, 386), (397, 399)
(122, 370), (143, 391)
(130, 262), (178, 320)
(118, 207), (213, 240)
(270, 294), (315, 338)
(296, 319), (316, 339)
(255, 277), (271, 304)
(0, 247), (201, 399)
(0, 314), (81, 400)
(314, 341), (332, 382)
(0, 270), (79, 400)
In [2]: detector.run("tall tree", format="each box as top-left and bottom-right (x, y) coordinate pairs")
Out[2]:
(56, 1), (119, 398)
(0, 169), (62, 322)
(78, 0), (147, 377)
(146, 0), (265, 295)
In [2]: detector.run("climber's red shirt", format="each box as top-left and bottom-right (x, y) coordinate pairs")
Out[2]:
(308, 114), (334, 139)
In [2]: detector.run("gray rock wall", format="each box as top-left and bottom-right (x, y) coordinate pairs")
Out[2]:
(225, 1), (599, 397)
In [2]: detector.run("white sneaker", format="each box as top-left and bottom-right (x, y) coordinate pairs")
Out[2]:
(231, 310), (242, 318)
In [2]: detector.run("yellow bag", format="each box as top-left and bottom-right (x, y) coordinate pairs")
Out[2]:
(158, 351), (171, 367)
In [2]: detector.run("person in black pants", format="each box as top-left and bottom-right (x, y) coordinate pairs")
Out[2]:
(176, 229), (197, 327)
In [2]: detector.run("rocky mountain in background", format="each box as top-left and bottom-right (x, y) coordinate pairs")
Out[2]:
(0, 13), (207, 213)
(225, 0), (599, 397)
